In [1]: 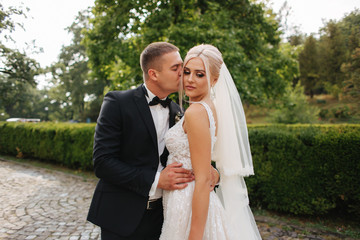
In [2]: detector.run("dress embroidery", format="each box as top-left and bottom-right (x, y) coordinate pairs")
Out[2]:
(160, 102), (233, 240)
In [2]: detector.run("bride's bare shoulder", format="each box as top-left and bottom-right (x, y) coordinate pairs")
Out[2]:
(184, 103), (207, 118)
(183, 103), (210, 132)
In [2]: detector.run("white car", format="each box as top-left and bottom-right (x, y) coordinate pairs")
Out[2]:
(6, 118), (41, 122)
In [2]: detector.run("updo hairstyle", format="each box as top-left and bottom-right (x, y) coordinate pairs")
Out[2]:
(180, 44), (224, 107)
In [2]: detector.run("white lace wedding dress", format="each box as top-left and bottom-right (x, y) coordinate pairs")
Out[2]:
(160, 102), (234, 240)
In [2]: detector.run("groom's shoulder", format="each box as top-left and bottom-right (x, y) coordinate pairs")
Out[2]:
(169, 100), (181, 113)
(170, 100), (180, 108)
(104, 87), (139, 101)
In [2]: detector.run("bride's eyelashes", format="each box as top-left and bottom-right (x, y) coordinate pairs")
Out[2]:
(196, 72), (205, 78)
(183, 69), (206, 78)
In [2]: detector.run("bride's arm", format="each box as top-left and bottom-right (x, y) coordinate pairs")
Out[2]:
(184, 104), (212, 240)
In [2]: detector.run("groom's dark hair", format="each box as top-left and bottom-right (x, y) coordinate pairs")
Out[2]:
(140, 42), (179, 80)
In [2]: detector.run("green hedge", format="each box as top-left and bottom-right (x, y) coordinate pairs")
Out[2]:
(0, 122), (95, 170)
(0, 122), (359, 217)
(246, 124), (360, 217)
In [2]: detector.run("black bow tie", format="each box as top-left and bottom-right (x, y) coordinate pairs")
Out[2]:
(149, 96), (171, 108)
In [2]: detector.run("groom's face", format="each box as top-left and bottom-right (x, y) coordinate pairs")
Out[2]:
(156, 51), (183, 95)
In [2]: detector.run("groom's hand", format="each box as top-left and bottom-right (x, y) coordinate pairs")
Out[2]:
(158, 162), (194, 190)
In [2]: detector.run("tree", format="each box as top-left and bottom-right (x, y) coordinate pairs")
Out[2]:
(269, 82), (319, 124)
(0, 3), (41, 118)
(313, 10), (360, 99)
(84, 0), (297, 105)
(0, 2), (27, 42)
(341, 48), (360, 103)
(298, 35), (319, 97)
(318, 20), (347, 87)
(50, 10), (100, 122)
(0, 50), (40, 117)
(339, 9), (360, 54)
(287, 33), (305, 47)
(0, 47), (38, 85)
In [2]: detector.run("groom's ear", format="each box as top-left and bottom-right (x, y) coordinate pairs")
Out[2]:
(148, 69), (158, 81)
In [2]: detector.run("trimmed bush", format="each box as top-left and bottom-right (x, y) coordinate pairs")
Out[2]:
(247, 124), (360, 217)
(0, 122), (359, 217)
(0, 122), (95, 170)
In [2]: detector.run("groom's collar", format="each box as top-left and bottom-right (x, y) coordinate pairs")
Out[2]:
(143, 83), (168, 101)
(143, 83), (155, 103)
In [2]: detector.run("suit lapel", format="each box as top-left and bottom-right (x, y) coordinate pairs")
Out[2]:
(134, 85), (182, 166)
(169, 101), (181, 128)
(134, 85), (158, 151)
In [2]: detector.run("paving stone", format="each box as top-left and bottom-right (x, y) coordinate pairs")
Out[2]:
(0, 159), (352, 240)
(0, 160), (101, 239)
(25, 235), (36, 240)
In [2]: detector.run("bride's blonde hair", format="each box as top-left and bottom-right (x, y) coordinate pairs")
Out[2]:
(180, 44), (223, 110)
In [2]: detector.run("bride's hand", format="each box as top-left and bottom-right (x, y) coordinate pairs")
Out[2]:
(210, 167), (220, 191)
(158, 162), (195, 190)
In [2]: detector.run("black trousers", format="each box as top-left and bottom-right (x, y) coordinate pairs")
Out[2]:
(101, 206), (164, 240)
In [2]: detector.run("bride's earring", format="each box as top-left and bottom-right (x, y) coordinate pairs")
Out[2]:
(210, 86), (215, 100)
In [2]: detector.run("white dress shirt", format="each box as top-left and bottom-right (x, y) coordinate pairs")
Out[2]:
(144, 84), (170, 200)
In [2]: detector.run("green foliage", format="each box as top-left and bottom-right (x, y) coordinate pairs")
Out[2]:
(0, 3), (37, 82)
(0, 122), (95, 170)
(84, 0), (297, 105)
(0, 106), (9, 121)
(269, 83), (320, 123)
(294, 9), (360, 100)
(319, 20), (347, 87)
(1, 122), (359, 218)
(331, 106), (352, 119)
(0, 3), (42, 118)
(324, 82), (342, 100)
(0, 2), (27, 40)
(315, 98), (357, 123)
(341, 48), (360, 104)
(277, 42), (301, 89)
(0, 48), (42, 118)
(339, 9), (360, 53)
(49, 10), (101, 122)
(299, 35), (319, 96)
(247, 124), (360, 217)
(287, 33), (305, 47)
(0, 48), (39, 84)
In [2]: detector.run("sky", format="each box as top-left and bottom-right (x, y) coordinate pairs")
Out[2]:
(270, 0), (359, 37)
(2, 0), (95, 68)
(2, 0), (359, 69)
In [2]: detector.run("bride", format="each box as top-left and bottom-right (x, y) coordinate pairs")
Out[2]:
(160, 44), (262, 240)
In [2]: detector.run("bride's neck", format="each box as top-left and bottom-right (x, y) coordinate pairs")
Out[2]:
(189, 95), (210, 103)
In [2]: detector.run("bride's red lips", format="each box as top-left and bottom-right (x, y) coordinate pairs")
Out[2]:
(185, 86), (195, 90)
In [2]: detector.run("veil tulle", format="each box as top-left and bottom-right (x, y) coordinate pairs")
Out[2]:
(213, 63), (262, 239)
(213, 64), (254, 176)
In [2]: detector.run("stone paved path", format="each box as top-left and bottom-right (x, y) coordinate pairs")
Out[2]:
(0, 159), (100, 240)
(0, 159), (352, 240)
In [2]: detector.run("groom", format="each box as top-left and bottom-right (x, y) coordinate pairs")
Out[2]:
(87, 42), (218, 239)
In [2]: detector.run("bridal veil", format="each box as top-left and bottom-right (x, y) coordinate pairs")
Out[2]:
(213, 63), (262, 240)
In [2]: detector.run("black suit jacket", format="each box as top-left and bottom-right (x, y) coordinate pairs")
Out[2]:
(87, 85), (181, 236)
